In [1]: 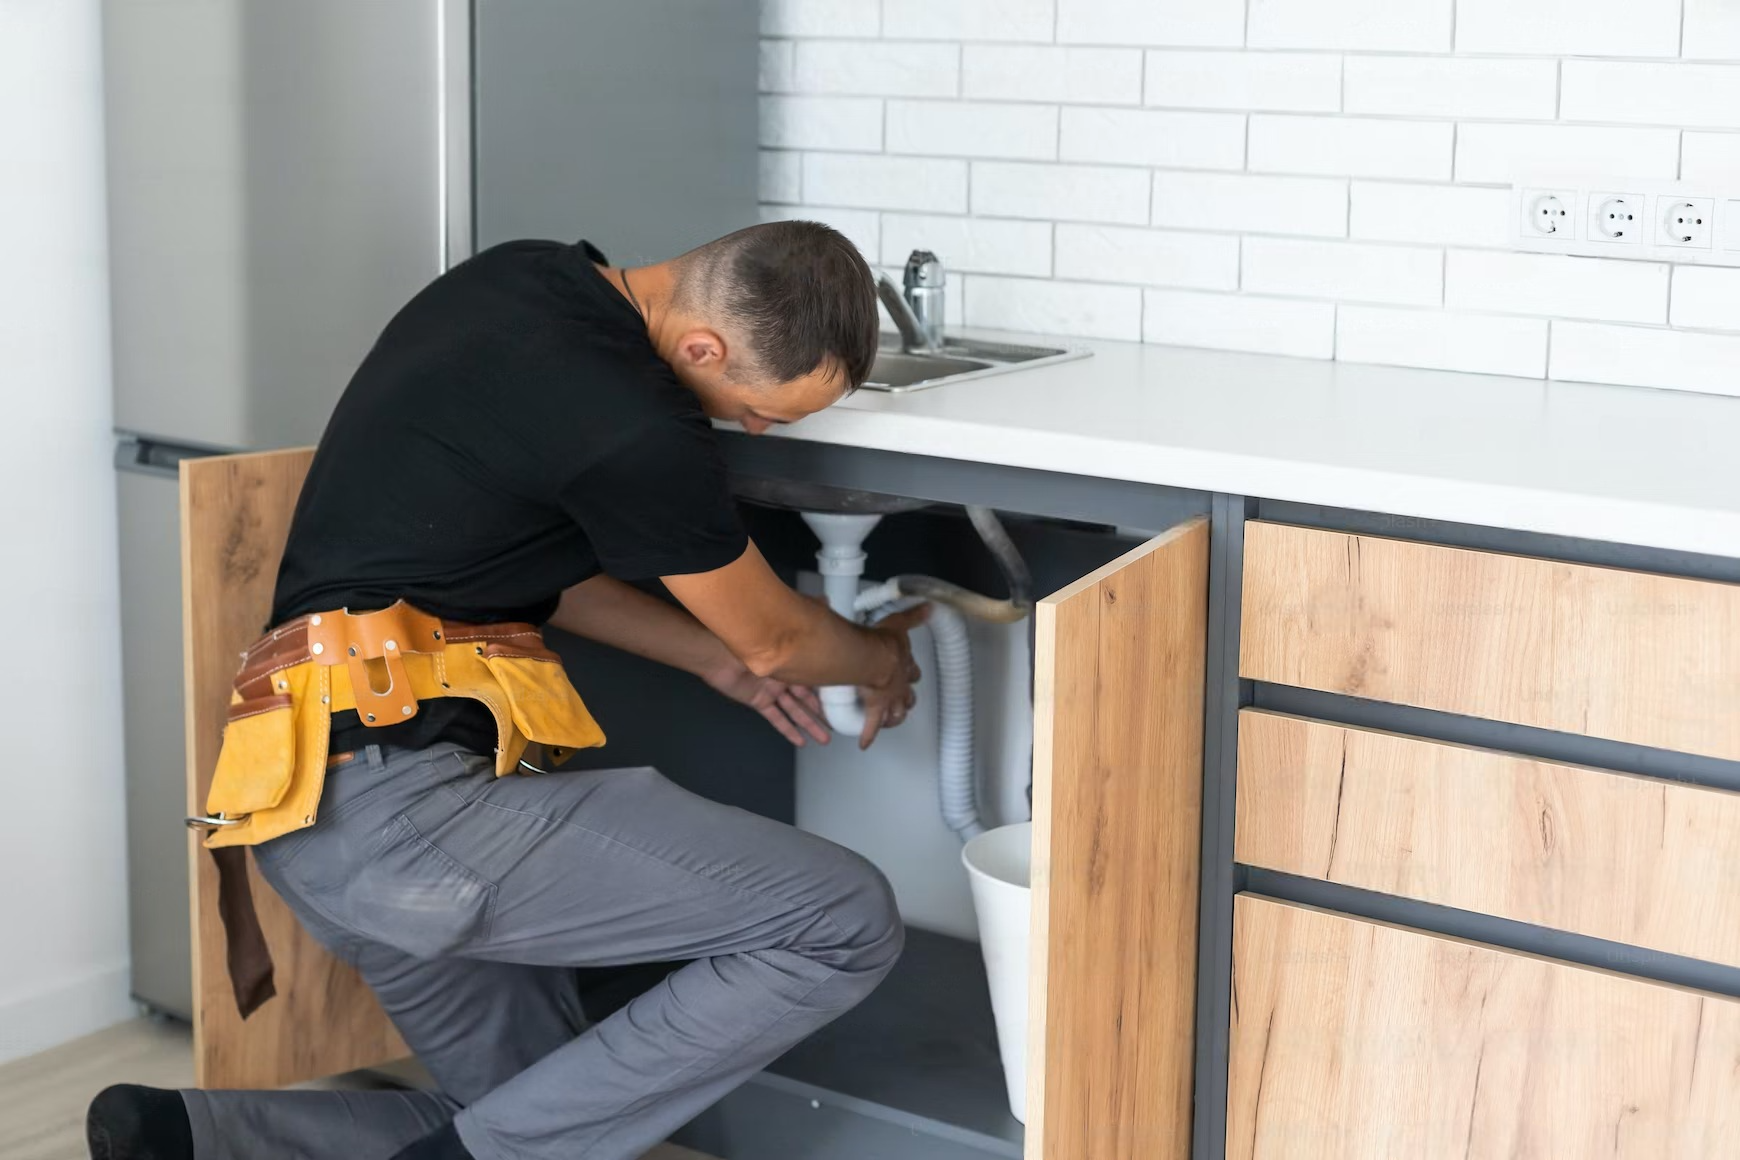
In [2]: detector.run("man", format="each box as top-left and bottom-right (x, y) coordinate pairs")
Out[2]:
(89, 221), (928, 1160)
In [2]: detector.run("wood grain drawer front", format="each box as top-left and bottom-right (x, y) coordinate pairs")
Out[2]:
(1228, 895), (1740, 1160)
(1235, 710), (1740, 968)
(1238, 520), (1740, 760)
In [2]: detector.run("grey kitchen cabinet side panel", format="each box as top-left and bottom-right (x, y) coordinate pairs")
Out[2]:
(117, 464), (194, 1017)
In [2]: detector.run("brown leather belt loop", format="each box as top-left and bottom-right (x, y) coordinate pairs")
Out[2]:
(306, 605), (445, 726)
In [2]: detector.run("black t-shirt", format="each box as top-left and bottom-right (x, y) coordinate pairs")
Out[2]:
(270, 239), (748, 754)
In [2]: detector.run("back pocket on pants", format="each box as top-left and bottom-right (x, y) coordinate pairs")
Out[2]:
(341, 814), (497, 959)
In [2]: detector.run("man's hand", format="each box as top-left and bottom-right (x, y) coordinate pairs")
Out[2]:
(855, 604), (929, 750)
(704, 661), (831, 748)
(663, 544), (940, 748)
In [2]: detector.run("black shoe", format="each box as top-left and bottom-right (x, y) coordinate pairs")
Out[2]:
(389, 1122), (474, 1160)
(86, 1085), (193, 1160)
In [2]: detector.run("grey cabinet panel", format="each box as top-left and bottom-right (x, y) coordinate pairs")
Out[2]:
(473, 0), (760, 262)
(117, 462), (194, 1016)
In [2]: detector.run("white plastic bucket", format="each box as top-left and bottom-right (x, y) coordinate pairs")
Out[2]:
(961, 821), (1033, 1123)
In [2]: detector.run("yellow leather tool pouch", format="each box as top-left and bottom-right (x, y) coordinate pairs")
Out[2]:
(483, 650), (606, 760)
(192, 602), (605, 849)
(204, 694), (297, 820)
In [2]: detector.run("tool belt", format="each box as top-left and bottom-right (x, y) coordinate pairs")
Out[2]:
(188, 600), (607, 1017)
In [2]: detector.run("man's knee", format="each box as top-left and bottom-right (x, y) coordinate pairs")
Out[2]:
(808, 847), (905, 981)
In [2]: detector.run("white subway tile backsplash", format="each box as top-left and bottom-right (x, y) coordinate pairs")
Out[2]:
(887, 101), (1059, 160)
(1682, 133), (1740, 184)
(1054, 223), (1240, 289)
(760, 150), (802, 204)
(762, 0), (1740, 395)
(1458, 0), (1680, 56)
(1350, 182), (1512, 248)
(1670, 267), (1740, 331)
(761, 0), (880, 38)
(792, 41), (960, 98)
(883, 0), (1056, 42)
(760, 203), (882, 260)
(803, 153), (969, 213)
(1562, 63), (1740, 130)
(973, 161), (1152, 224)
(1684, 0), (1740, 61)
(1145, 51), (1342, 113)
(1551, 322), (1740, 397)
(1144, 289), (1337, 357)
(1249, 115), (1453, 181)
(966, 275), (1144, 340)
(1242, 238), (1443, 305)
(882, 214), (1053, 276)
(1249, 0), (1452, 51)
(760, 40), (795, 93)
(759, 96), (883, 152)
(1454, 124), (1680, 183)
(964, 47), (1144, 105)
(1337, 306), (1548, 376)
(1446, 251), (1669, 324)
(1343, 57), (1557, 120)
(1057, 0), (1244, 49)
(1059, 108), (1246, 170)
(1153, 171), (1349, 237)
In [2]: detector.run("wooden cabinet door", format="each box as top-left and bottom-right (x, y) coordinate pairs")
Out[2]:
(1227, 895), (1740, 1159)
(1028, 518), (1209, 1160)
(1236, 709), (1740, 969)
(1240, 521), (1740, 759)
(182, 449), (407, 1087)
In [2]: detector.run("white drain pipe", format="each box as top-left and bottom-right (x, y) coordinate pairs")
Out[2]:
(802, 513), (882, 738)
(800, 512), (986, 841)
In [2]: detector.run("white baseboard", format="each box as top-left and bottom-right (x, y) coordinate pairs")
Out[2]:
(0, 962), (135, 1067)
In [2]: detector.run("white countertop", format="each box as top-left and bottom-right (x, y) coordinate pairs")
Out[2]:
(752, 332), (1740, 560)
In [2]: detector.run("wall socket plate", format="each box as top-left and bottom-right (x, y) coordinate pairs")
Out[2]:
(1514, 176), (1740, 265)
(1588, 191), (1644, 245)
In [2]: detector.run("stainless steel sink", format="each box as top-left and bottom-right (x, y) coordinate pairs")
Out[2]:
(861, 334), (1089, 393)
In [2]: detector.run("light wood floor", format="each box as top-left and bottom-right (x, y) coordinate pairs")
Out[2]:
(0, 1018), (715, 1160)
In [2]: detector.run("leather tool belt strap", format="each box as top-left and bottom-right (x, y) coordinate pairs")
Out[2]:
(187, 600), (607, 1018)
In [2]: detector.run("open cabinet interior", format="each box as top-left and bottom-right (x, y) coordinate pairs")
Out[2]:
(182, 450), (1210, 1160)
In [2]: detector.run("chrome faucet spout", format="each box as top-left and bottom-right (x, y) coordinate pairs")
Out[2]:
(877, 273), (936, 354)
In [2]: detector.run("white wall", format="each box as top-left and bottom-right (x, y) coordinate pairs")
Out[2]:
(0, 0), (133, 1063)
(760, 0), (1740, 395)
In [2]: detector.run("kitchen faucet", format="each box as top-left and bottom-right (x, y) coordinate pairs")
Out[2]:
(876, 249), (945, 354)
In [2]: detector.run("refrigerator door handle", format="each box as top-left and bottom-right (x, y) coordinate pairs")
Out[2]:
(115, 437), (216, 478)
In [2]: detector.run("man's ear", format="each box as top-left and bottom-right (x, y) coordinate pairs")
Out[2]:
(674, 327), (727, 369)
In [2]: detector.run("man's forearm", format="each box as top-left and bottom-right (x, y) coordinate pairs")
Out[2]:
(553, 572), (897, 693)
(660, 542), (906, 691)
(751, 598), (901, 689)
(548, 574), (735, 682)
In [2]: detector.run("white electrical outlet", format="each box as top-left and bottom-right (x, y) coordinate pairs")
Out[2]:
(1513, 176), (1740, 266)
(1588, 191), (1643, 245)
(1519, 187), (1577, 239)
(1659, 197), (1715, 249)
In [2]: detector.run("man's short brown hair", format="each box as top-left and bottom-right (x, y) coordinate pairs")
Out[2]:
(677, 220), (879, 391)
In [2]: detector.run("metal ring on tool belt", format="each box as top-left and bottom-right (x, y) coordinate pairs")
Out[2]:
(186, 812), (246, 831)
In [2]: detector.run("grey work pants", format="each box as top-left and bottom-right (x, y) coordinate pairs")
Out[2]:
(182, 742), (904, 1160)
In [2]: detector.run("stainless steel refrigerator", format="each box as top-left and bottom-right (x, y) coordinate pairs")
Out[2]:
(104, 0), (758, 1017)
